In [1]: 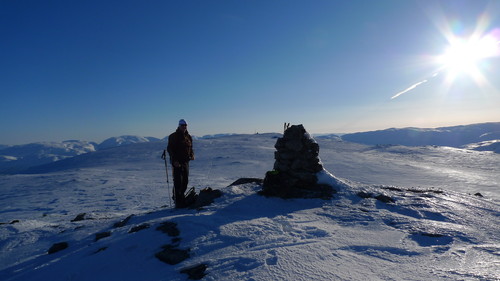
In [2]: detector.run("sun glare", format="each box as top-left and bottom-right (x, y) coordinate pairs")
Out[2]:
(438, 36), (499, 79)
(390, 10), (500, 100)
(436, 33), (500, 83)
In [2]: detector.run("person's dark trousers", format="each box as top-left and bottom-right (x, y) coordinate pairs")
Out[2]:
(173, 162), (189, 207)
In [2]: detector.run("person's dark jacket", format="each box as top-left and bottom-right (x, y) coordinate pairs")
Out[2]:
(167, 128), (194, 164)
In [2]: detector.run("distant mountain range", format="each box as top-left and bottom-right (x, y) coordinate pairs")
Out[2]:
(1, 123), (499, 174)
(341, 122), (500, 151)
(0, 136), (161, 174)
(97, 135), (161, 150)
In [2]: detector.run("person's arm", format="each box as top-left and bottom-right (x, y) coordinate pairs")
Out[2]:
(167, 134), (176, 164)
(189, 135), (195, 160)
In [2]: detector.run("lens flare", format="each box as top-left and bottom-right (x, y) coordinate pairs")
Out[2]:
(437, 32), (500, 82)
(391, 12), (500, 100)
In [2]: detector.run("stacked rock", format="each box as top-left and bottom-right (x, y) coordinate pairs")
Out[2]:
(261, 124), (334, 199)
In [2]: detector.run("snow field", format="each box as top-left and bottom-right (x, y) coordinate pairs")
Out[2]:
(0, 133), (499, 280)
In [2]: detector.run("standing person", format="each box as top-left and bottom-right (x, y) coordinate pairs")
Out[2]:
(166, 119), (195, 208)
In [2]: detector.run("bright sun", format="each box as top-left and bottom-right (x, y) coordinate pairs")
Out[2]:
(437, 34), (500, 81)
(391, 14), (500, 100)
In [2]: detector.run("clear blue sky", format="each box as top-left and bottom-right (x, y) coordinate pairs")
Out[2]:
(1, 0), (500, 144)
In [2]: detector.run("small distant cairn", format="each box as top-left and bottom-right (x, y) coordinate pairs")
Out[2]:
(260, 124), (335, 199)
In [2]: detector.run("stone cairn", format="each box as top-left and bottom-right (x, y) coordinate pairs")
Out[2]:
(260, 124), (335, 199)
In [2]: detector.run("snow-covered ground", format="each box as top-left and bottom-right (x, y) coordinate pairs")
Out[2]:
(0, 132), (499, 280)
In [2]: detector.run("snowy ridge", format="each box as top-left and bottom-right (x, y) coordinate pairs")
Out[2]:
(0, 141), (97, 174)
(0, 132), (498, 280)
(97, 135), (160, 150)
(464, 140), (500, 153)
(341, 122), (500, 149)
(1, 123), (499, 174)
(0, 136), (158, 174)
(198, 133), (239, 139)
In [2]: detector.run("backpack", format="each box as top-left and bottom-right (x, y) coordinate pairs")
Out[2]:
(184, 187), (198, 207)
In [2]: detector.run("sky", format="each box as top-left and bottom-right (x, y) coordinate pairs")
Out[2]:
(1, 0), (500, 145)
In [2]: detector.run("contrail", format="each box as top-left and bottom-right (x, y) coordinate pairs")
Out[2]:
(390, 79), (429, 99)
(390, 72), (439, 100)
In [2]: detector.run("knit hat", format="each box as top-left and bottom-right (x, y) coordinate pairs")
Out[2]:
(178, 119), (188, 126)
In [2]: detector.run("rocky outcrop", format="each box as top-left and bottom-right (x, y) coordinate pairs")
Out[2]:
(155, 245), (190, 265)
(113, 214), (134, 228)
(180, 263), (208, 280)
(95, 231), (111, 242)
(71, 213), (87, 222)
(48, 242), (69, 254)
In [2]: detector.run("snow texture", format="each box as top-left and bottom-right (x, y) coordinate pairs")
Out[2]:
(0, 127), (499, 281)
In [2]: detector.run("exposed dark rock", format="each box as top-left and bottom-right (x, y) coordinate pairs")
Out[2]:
(420, 232), (445, 238)
(156, 222), (180, 237)
(155, 245), (190, 265)
(93, 247), (108, 254)
(382, 186), (403, 192)
(71, 213), (86, 222)
(171, 237), (182, 246)
(408, 188), (443, 194)
(229, 178), (263, 186)
(0, 220), (20, 225)
(180, 263), (208, 280)
(357, 191), (373, 199)
(375, 194), (395, 203)
(261, 124), (335, 199)
(358, 192), (395, 203)
(113, 214), (134, 228)
(262, 170), (334, 199)
(48, 242), (69, 254)
(474, 192), (483, 197)
(95, 231), (111, 241)
(128, 223), (150, 233)
(382, 186), (444, 194)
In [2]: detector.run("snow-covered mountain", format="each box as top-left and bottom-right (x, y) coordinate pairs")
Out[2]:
(0, 136), (159, 174)
(2, 123), (499, 175)
(341, 122), (500, 149)
(97, 135), (160, 150)
(0, 130), (498, 280)
(0, 140), (97, 174)
(1, 123), (498, 175)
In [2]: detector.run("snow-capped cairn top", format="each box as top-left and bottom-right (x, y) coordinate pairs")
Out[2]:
(260, 124), (336, 199)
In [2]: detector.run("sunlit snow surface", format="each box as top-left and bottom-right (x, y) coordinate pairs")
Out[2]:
(0, 134), (499, 280)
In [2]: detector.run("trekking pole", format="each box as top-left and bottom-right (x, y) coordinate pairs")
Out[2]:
(162, 150), (172, 208)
